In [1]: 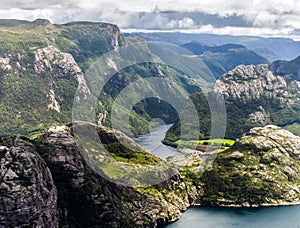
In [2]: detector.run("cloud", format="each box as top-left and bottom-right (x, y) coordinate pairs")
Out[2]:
(178, 17), (194, 28)
(0, 0), (299, 39)
(123, 24), (296, 39)
(0, 0), (79, 10)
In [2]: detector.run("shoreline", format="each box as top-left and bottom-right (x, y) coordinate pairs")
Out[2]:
(167, 202), (300, 226)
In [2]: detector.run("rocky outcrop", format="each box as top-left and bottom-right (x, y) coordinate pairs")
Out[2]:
(34, 45), (90, 102)
(213, 64), (300, 105)
(0, 56), (12, 71)
(2, 123), (300, 226)
(33, 19), (53, 27)
(201, 125), (300, 207)
(248, 105), (270, 124)
(0, 124), (199, 227)
(0, 136), (58, 227)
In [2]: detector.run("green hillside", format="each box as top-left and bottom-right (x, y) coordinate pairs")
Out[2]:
(0, 19), (203, 137)
(164, 63), (300, 144)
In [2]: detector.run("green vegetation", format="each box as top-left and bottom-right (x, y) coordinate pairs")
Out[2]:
(97, 62), (202, 136)
(104, 142), (161, 165)
(200, 126), (300, 206)
(283, 123), (300, 136)
(164, 92), (225, 144)
(0, 19), (203, 137)
(201, 48), (269, 79)
(271, 56), (300, 80)
(175, 139), (235, 148)
(165, 85), (300, 144)
(148, 41), (269, 81)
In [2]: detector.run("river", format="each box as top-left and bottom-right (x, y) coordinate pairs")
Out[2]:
(134, 124), (300, 227)
(133, 124), (182, 160)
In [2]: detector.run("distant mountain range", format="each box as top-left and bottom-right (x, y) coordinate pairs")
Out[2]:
(147, 40), (269, 80)
(181, 42), (247, 55)
(126, 32), (300, 61)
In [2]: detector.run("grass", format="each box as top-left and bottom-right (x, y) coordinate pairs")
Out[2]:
(175, 138), (235, 148)
(283, 123), (300, 136)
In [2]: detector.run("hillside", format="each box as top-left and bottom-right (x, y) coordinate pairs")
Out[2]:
(0, 123), (201, 227)
(1, 123), (300, 226)
(181, 42), (247, 55)
(0, 19), (123, 136)
(164, 61), (300, 143)
(126, 32), (300, 60)
(146, 40), (269, 81)
(0, 19), (203, 137)
(201, 125), (300, 206)
(200, 49), (269, 79)
(270, 56), (300, 80)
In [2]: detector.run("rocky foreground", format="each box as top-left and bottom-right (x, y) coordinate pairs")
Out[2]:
(1, 124), (300, 227)
(201, 125), (300, 207)
(0, 123), (198, 227)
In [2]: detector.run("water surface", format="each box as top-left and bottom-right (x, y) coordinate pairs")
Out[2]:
(167, 206), (300, 227)
(133, 124), (182, 160)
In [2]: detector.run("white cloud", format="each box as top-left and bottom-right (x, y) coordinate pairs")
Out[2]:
(0, 0), (300, 39)
(122, 25), (300, 40)
(178, 17), (194, 28)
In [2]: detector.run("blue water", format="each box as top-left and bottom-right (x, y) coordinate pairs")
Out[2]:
(134, 125), (300, 227)
(167, 205), (300, 227)
(133, 124), (182, 160)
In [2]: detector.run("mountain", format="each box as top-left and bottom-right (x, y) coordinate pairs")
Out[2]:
(146, 41), (269, 81)
(2, 123), (300, 226)
(213, 64), (300, 137)
(181, 41), (270, 79)
(181, 42), (247, 55)
(201, 125), (300, 207)
(164, 61), (300, 143)
(200, 48), (269, 79)
(270, 56), (300, 80)
(126, 32), (300, 60)
(253, 47), (282, 62)
(0, 19), (123, 136)
(0, 19), (202, 137)
(0, 123), (201, 227)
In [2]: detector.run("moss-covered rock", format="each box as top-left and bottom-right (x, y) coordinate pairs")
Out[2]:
(0, 123), (197, 227)
(201, 125), (300, 207)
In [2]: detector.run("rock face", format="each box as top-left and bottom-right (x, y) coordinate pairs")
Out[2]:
(0, 124), (198, 227)
(2, 123), (300, 226)
(201, 125), (300, 207)
(0, 136), (58, 227)
(165, 61), (300, 142)
(34, 45), (91, 102)
(213, 64), (300, 105)
(210, 63), (300, 138)
(0, 19), (203, 138)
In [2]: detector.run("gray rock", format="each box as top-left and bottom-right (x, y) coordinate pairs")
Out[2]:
(0, 136), (58, 227)
(201, 125), (300, 207)
(213, 64), (300, 105)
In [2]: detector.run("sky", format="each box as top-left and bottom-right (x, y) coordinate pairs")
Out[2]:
(1, 0), (300, 39)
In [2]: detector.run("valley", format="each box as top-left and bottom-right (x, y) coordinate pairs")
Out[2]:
(1, 18), (300, 227)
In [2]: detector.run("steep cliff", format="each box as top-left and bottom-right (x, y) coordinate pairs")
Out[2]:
(0, 136), (58, 227)
(165, 61), (300, 142)
(0, 19), (203, 137)
(0, 123), (201, 227)
(213, 64), (300, 137)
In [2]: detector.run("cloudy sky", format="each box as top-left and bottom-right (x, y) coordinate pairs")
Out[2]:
(1, 0), (300, 39)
